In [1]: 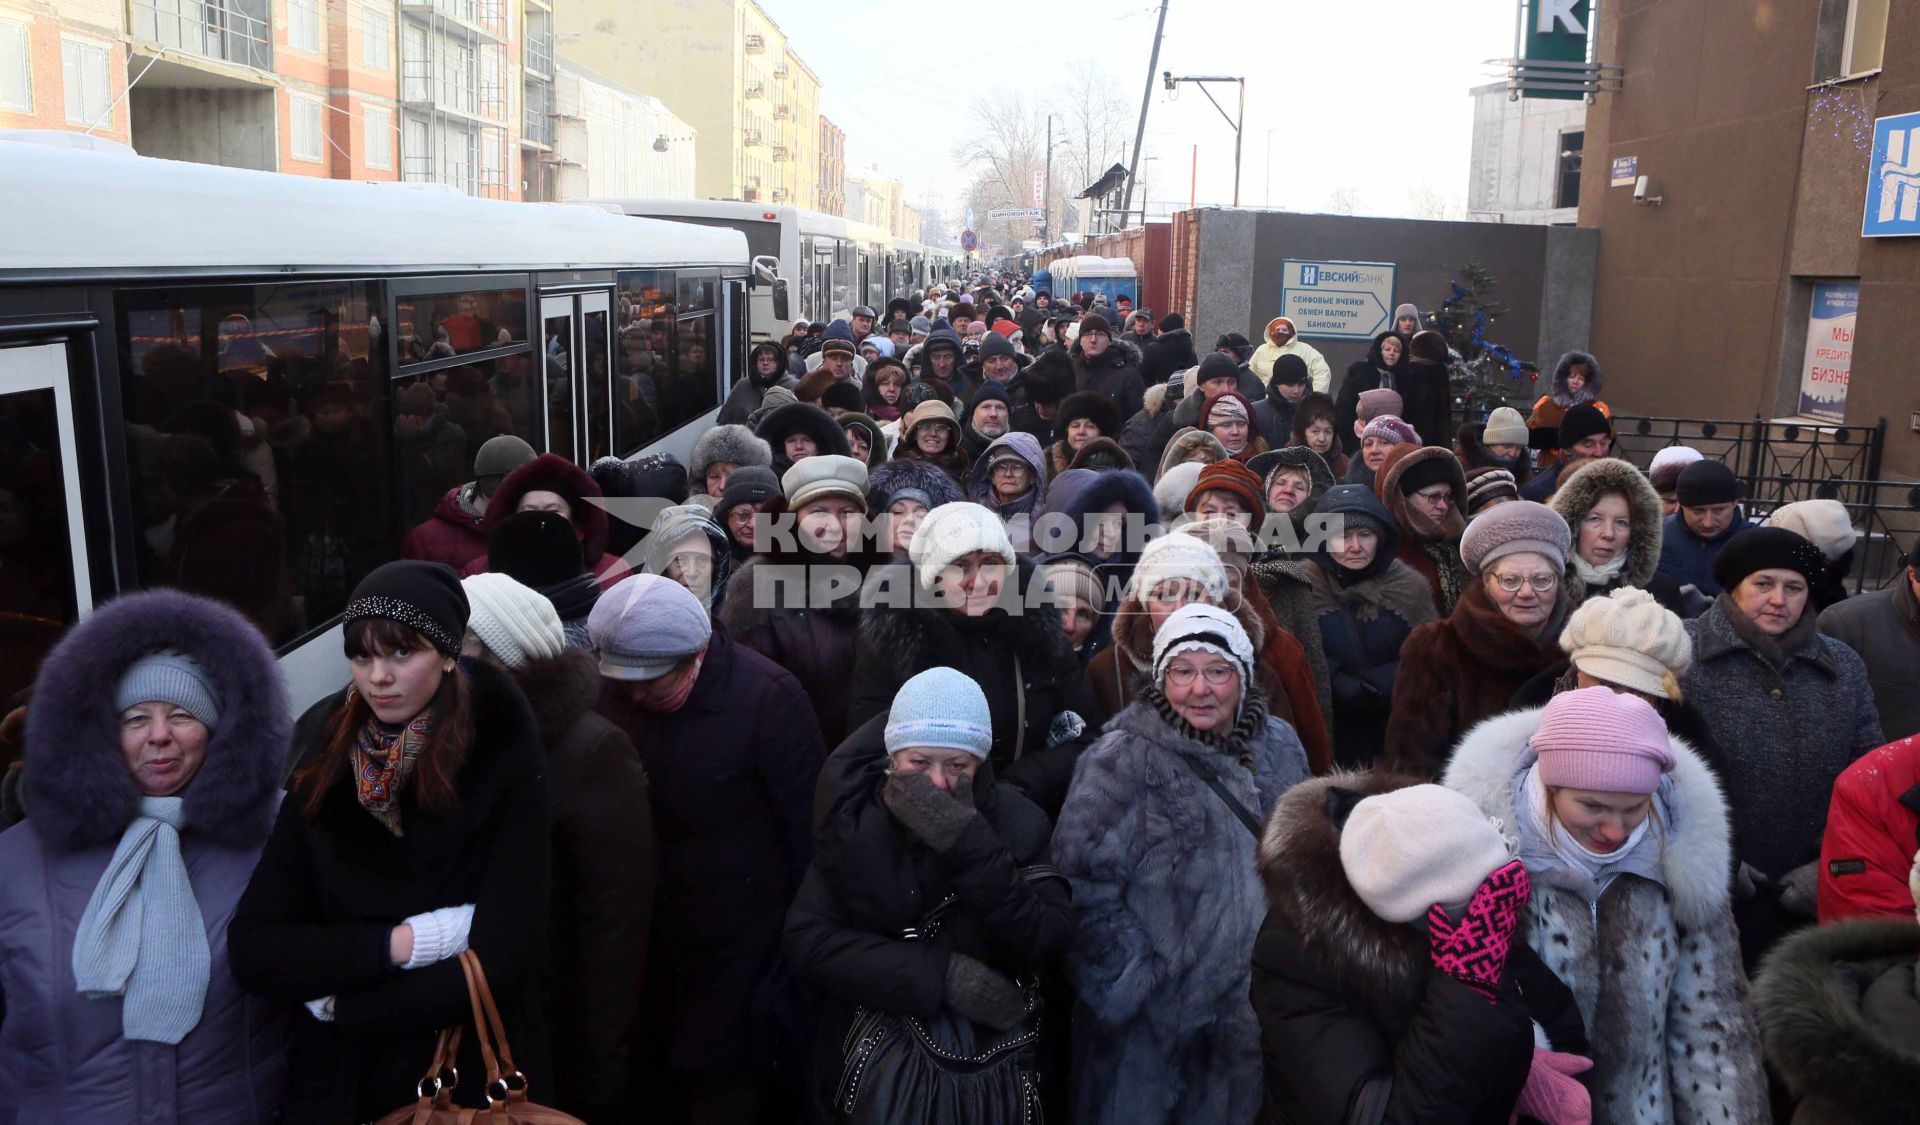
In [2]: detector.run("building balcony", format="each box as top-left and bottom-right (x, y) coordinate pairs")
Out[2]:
(522, 79), (553, 146)
(744, 80), (766, 100)
(773, 62), (789, 78)
(771, 145), (789, 161)
(130, 0), (273, 73)
(400, 0), (505, 44)
(743, 128), (766, 147)
(744, 33), (765, 53)
(773, 103), (791, 120)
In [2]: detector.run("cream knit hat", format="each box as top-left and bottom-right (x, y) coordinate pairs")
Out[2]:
(1481, 407), (1529, 447)
(1340, 785), (1512, 923)
(1128, 533), (1228, 604)
(1557, 587), (1692, 701)
(908, 501), (1015, 592)
(461, 573), (565, 670)
(1763, 499), (1858, 562)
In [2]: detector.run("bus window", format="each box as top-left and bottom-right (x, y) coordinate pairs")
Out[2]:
(393, 288), (527, 359)
(668, 313), (718, 434)
(579, 302), (609, 462)
(614, 269), (673, 454)
(116, 281), (390, 645)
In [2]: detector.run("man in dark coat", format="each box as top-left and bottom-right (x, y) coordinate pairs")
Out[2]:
(1010, 348), (1075, 450)
(1138, 314), (1199, 386)
(1070, 314), (1146, 422)
(1397, 330), (1453, 452)
(1817, 555), (1920, 741)
(592, 575), (823, 1120)
(718, 341), (801, 426)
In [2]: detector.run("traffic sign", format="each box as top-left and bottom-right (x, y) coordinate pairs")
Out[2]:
(988, 207), (1044, 221)
(1278, 259), (1396, 340)
(960, 229), (979, 252)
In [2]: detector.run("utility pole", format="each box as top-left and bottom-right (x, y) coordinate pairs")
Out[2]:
(1043, 113), (1053, 246)
(1120, 0), (1169, 220)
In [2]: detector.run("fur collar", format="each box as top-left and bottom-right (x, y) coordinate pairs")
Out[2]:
(510, 649), (602, 749)
(1298, 557), (1439, 627)
(1442, 706), (1733, 930)
(1448, 582), (1568, 672)
(1549, 457), (1663, 590)
(1258, 770), (1433, 1006)
(1135, 681), (1271, 766)
(857, 561), (1080, 681)
(24, 589), (290, 853)
(1756, 919), (1920, 1122)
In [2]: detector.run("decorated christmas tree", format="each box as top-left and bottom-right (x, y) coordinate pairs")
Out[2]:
(1413, 262), (1534, 419)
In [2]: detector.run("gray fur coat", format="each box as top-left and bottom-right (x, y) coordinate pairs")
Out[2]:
(1052, 693), (1309, 1125)
(1445, 708), (1769, 1125)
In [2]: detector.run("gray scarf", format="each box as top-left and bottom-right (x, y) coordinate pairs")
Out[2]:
(70, 796), (210, 1044)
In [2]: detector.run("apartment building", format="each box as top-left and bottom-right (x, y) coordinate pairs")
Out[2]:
(817, 113), (844, 214)
(553, 0), (824, 205)
(0, 0), (131, 146)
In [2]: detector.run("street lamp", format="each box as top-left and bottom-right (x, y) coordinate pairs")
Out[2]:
(1163, 72), (1246, 207)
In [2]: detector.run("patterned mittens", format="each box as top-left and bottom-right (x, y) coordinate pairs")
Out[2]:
(1427, 859), (1531, 1001)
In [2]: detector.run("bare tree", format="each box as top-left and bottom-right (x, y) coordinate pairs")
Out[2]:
(1323, 185), (1359, 216)
(1406, 186), (1465, 220)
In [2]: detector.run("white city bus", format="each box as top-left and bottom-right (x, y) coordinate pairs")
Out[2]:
(0, 134), (754, 713)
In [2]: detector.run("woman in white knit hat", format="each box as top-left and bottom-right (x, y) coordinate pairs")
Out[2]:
(848, 502), (1098, 816)
(1254, 775), (1585, 1123)
(1445, 688), (1767, 1124)
(458, 572), (653, 1119)
(1055, 603), (1309, 1124)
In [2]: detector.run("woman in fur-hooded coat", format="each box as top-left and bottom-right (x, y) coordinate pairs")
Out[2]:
(1155, 427), (1228, 482)
(1527, 352), (1611, 470)
(1755, 904), (1920, 1125)
(755, 400), (853, 477)
(1033, 468), (1161, 611)
(1548, 457), (1673, 611)
(1375, 443), (1469, 615)
(1444, 708), (1770, 1125)
(1252, 770), (1582, 1124)
(479, 453), (628, 590)
(1053, 635), (1309, 1124)
(689, 424), (773, 497)
(0, 590), (291, 1122)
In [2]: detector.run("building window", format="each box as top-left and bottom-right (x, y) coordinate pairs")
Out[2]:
(1845, 0), (1889, 75)
(289, 0), (320, 53)
(1, 20), (28, 111)
(291, 95), (324, 162)
(1556, 130), (1584, 209)
(361, 6), (390, 69)
(60, 38), (110, 127)
(364, 106), (392, 169)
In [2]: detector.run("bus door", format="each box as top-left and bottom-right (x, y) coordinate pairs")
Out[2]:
(0, 340), (93, 702)
(538, 288), (614, 464)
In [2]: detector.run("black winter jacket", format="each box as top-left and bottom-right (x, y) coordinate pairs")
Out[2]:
(1071, 338), (1146, 422)
(1139, 329), (1198, 386)
(229, 660), (551, 1124)
(784, 713), (1074, 1120)
(1253, 772), (1584, 1125)
(848, 562), (1098, 817)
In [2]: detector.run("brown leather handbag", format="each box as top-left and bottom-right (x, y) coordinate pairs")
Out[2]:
(374, 950), (584, 1124)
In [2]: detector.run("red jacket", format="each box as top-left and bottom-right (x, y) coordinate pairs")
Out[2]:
(402, 485), (489, 569)
(1817, 735), (1920, 923)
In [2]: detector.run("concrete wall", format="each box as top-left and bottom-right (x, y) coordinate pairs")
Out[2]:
(1467, 82), (1585, 223)
(130, 87), (276, 171)
(1190, 208), (1589, 397)
(1578, 0), (1920, 478)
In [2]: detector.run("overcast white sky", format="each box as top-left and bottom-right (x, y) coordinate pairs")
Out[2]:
(760, 0), (1521, 224)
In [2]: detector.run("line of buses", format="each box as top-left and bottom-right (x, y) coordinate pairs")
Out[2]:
(0, 133), (964, 709)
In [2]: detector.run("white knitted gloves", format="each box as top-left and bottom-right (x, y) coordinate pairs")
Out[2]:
(401, 904), (475, 971)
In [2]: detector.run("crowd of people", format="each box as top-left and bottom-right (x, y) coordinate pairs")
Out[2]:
(3, 272), (1920, 1125)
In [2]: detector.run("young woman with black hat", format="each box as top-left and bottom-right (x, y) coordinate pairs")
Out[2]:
(229, 560), (551, 1123)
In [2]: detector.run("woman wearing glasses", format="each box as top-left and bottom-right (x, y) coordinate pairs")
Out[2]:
(1373, 444), (1469, 615)
(1385, 501), (1573, 777)
(1054, 603), (1310, 1124)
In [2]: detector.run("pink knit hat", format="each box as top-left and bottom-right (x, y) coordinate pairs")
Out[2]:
(1531, 687), (1676, 795)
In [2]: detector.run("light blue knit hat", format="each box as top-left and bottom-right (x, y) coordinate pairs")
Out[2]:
(884, 667), (993, 759)
(114, 648), (221, 729)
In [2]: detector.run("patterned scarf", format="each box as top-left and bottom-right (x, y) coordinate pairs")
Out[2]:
(1143, 682), (1270, 769)
(351, 704), (431, 836)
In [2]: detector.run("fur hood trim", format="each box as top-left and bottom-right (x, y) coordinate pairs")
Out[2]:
(510, 648), (602, 749)
(487, 453), (611, 562)
(1549, 457), (1663, 590)
(1066, 436), (1136, 474)
(755, 401), (853, 463)
(1157, 427), (1228, 480)
(690, 424), (773, 482)
(1051, 468), (1159, 530)
(1378, 445), (1468, 542)
(1550, 351), (1602, 406)
(1442, 706), (1733, 930)
(24, 589), (290, 852)
(1258, 769), (1434, 1004)
(1141, 382), (1171, 417)
(1755, 918), (1920, 1121)
(865, 457), (965, 514)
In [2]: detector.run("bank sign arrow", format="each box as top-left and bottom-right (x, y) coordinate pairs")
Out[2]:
(1277, 259), (1396, 340)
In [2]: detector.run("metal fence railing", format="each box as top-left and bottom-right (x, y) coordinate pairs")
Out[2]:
(1605, 414), (1912, 594)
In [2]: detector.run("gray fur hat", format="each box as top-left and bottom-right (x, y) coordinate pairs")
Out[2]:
(691, 424), (773, 489)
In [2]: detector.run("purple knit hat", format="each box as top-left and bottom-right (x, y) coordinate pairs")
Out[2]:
(1361, 415), (1420, 446)
(1531, 687), (1676, 795)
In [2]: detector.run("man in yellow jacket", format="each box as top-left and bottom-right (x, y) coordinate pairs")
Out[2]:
(1249, 316), (1332, 394)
